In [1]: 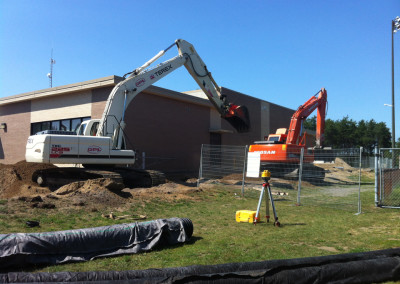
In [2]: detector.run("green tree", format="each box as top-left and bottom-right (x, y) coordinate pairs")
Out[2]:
(303, 116), (391, 152)
(336, 116), (357, 148)
(303, 116), (316, 130)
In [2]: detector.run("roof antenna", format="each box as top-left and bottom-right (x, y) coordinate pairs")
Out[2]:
(47, 48), (56, 88)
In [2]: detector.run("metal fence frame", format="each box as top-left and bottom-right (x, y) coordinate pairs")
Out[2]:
(377, 148), (400, 208)
(197, 144), (248, 195)
(198, 144), (376, 214)
(296, 147), (366, 214)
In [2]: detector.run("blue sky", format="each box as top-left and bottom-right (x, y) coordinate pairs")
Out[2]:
(1, 0), (400, 140)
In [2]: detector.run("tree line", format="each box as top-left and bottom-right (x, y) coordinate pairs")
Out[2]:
(303, 116), (398, 154)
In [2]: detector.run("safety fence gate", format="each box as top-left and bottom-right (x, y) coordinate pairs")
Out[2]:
(378, 148), (400, 208)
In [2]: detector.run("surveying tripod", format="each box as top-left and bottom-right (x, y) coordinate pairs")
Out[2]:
(254, 170), (280, 227)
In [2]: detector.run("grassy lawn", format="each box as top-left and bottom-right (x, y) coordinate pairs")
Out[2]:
(1, 184), (399, 273)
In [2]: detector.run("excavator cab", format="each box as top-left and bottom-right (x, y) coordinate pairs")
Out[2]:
(224, 104), (250, 133)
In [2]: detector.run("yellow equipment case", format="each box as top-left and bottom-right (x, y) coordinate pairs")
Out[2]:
(236, 210), (258, 223)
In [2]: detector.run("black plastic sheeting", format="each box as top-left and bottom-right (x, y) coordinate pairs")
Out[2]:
(0, 248), (399, 283)
(0, 217), (193, 270)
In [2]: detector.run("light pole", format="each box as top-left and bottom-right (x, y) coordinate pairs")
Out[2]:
(391, 16), (400, 148)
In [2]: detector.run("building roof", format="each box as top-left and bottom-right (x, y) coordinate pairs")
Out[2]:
(0, 75), (213, 108)
(0, 75), (294, 113)
(0, 76), (123, 106)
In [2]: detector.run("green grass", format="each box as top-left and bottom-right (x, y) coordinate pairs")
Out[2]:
(1, 185), (399, 273)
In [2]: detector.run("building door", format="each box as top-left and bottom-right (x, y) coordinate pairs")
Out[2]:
(210, 133), (221, 145)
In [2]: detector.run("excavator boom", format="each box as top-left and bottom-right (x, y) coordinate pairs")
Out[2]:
(98, 39), (250, 150)
(286, 88), (327, 147)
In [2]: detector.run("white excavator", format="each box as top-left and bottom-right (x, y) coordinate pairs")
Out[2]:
(25, 39), (250, 187)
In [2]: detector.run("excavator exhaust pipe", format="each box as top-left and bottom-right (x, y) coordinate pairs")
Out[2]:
(224, 105), (251, 133)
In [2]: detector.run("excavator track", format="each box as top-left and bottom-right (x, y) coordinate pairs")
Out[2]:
(117, 169), (166, 188)
(32, 167), (165, 190)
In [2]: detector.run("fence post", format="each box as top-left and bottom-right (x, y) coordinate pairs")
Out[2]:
(241, 145), (248, 196)
(197, 144), (204, 188)
(356, 147), (363, 214)
(374, 146), (379, 207)
(297, 147), (304, 205)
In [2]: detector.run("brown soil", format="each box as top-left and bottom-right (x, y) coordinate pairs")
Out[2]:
(0, 161), (56, 199)
(0, 161), (201, 210)
(316, 157), (374, 183)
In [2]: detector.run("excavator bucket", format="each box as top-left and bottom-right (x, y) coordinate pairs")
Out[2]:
(224, 104), (251, 133)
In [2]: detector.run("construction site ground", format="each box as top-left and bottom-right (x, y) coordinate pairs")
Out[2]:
(0, 159), (374, 214)
(1, 160), (393, 277)
(0, 161), (198, 212)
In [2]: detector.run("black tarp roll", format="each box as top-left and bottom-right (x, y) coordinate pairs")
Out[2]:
(0, 217), (193, 270)
(1, 248), (399, 283)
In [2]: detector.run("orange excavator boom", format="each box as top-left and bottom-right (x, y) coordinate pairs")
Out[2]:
(286, 88), (327, 147)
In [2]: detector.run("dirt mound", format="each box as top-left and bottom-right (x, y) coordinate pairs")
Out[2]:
(0, 161), (204, 209)
(51, 178), (128, 207)
(0, 161), (56, 199)
(55, 178), (124, 195)
(127, 181), (202, 201)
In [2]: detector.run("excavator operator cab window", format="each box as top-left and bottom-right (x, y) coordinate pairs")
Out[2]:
(77, 123), (87, 135)
(268, 136), (280, 142)
(90, 122), (99, 136)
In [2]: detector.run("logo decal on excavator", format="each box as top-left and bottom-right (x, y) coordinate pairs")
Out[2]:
(50, 145), (71, 158)
(153, 64), (173, 77)
(135, 78), (146, 87)
(253, 150), (276, 155)
(88, 146), (102, 154)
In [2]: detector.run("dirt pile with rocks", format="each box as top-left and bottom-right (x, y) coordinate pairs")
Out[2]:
(0, 161), (202, 209)
(51, 178), (129, 208)
(0, 161), (56, 199)
(316, 157), (373, 183)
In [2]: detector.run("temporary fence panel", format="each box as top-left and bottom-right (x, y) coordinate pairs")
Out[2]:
(296, 148), (375, 213)
(378, 148), (400, 208)
(198, 144), (247, 194)
(197, 145), (374, 212)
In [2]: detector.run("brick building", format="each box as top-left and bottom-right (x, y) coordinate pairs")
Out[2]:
(0, 76), (294, 174)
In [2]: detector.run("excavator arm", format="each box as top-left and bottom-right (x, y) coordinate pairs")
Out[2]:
(97, 39), (250, 149)
(286, 88), (327, 147)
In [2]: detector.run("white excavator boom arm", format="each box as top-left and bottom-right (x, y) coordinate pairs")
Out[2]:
(97, 39), (250, 149)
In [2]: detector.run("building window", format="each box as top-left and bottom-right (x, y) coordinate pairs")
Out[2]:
(60, 119), (70, 131)
(51, 121), (60, 131)
(31, 117), (90, 135)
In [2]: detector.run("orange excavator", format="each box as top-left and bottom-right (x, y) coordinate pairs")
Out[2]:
(248, 88), (327, 179)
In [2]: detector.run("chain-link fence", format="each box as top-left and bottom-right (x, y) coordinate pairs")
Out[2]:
(197, 144), (248, 194)
(296, 148), (375, 213)
(198, 145), (375, 213)
(378, 148), (400, 208)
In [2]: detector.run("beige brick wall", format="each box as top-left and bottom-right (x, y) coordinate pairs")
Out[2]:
(31, 91), (91, 122)
(0, 101), (31, 164)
